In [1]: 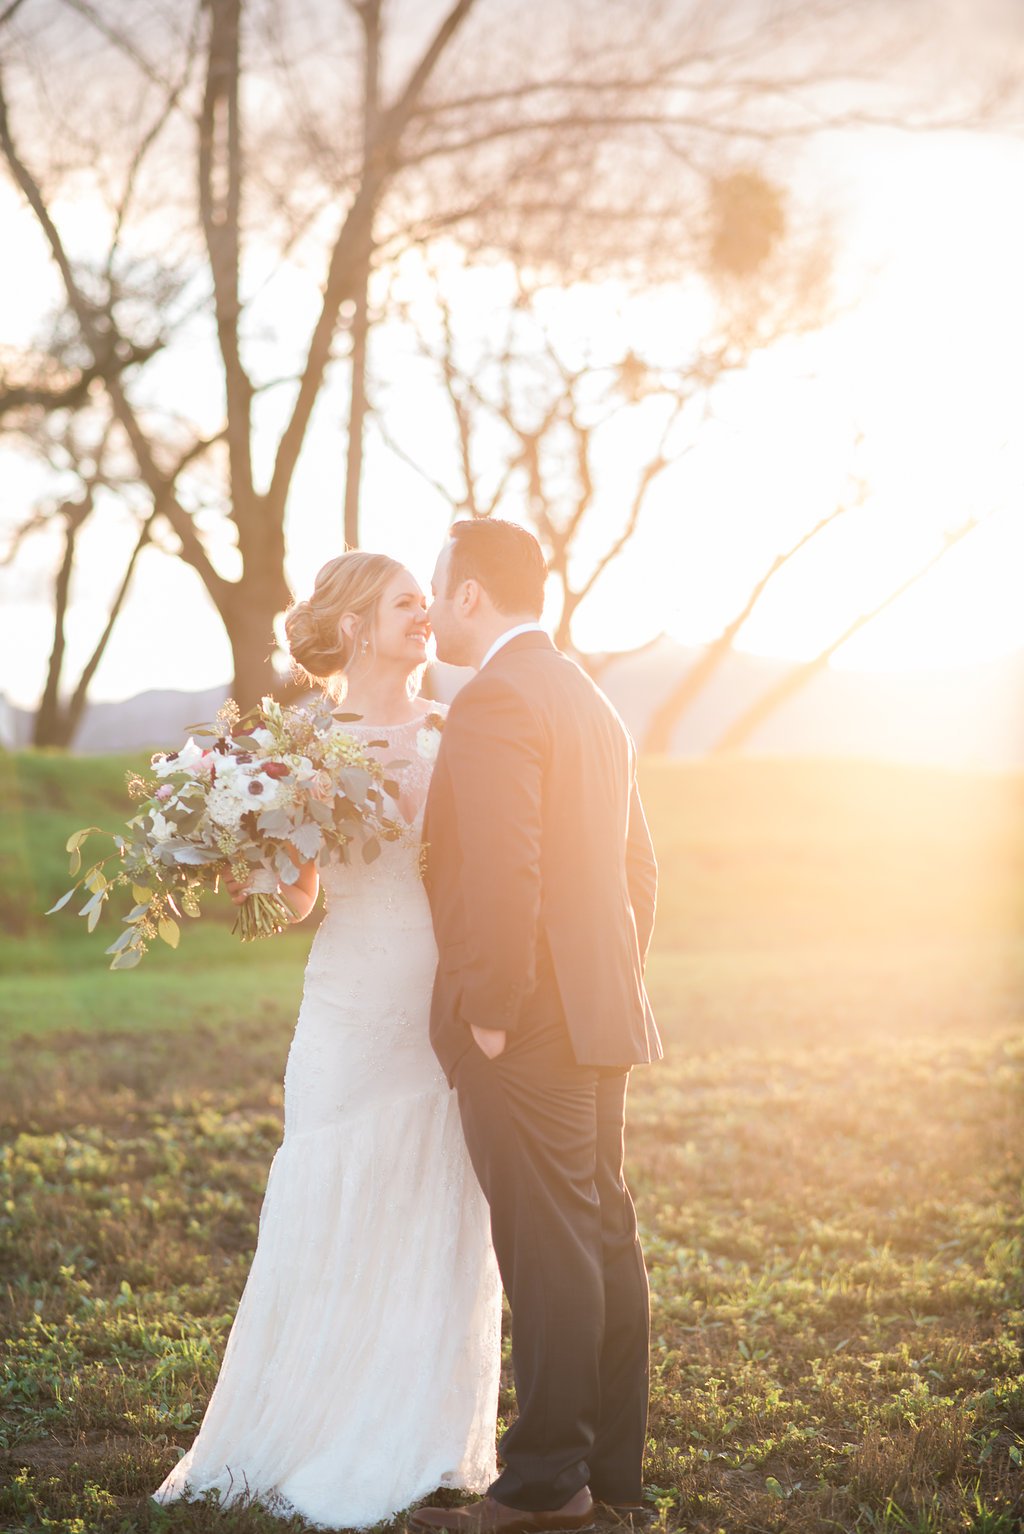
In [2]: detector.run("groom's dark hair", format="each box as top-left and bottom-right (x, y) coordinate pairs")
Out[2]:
(446, 518), (547, 616)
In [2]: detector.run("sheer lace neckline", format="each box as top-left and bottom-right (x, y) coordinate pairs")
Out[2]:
(341, 712), (437, 733)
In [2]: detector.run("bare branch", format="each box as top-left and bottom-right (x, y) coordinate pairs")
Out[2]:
(265, 0), (479, 521)
(643, 491), (859, 753)
(107, 0), (205, 274)
(0, 0), (30, 28)
(57, 0), (177, 94)
(712, 518), (981, 755)
(0, 338), (162, 423)
(0, 63), (231, 605)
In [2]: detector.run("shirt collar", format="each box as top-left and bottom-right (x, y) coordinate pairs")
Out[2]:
(479, 622), (548, 671)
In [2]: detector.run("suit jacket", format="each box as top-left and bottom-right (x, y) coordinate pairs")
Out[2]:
(422, 631), (661, 1083)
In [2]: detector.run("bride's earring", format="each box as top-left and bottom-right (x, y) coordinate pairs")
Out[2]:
(360, 639), (369, 655)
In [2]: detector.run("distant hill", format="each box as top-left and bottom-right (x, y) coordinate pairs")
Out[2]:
(594, 639), (1024, 771)
(2, 642), (1022, 768)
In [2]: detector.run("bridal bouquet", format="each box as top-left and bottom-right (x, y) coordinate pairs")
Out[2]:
(47, 697), (407, 969)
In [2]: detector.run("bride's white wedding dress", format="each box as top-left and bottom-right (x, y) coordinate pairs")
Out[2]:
(153, 713), (502, 1529)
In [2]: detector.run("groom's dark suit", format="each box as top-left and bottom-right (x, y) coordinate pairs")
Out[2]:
(423, 630), (660, 1513)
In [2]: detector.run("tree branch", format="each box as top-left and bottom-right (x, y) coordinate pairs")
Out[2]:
(643, 494), (856, 753)
(712, 518), (980, 755)
(0, 63), (232, 609)
(198, 0), (255, 510)
(264, 0), (479, 523)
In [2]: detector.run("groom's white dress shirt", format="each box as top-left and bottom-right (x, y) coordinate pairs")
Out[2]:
(479, 623), (548, 671)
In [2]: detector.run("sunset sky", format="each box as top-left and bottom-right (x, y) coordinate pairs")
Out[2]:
(1, 1), (1022, 710)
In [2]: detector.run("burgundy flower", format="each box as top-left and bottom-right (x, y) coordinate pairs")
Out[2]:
(262, 761), (290, 779)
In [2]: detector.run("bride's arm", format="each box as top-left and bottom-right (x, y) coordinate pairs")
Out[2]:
(276, 850), (320, 922)
(225, 844), (320, 924)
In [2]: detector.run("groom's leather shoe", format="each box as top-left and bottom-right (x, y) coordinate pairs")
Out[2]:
(409, 1488), (595, 1534)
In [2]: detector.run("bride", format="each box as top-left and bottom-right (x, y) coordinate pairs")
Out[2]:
(153, 551), (502, 1528)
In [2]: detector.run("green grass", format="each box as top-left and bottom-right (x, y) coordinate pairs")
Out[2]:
(1, 749), (1022, 1533)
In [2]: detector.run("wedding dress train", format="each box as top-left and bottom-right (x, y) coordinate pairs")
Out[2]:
(153, 715), (502, 1529)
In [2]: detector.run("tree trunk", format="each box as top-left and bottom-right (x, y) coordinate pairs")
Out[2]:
(33, 499), (92, 748)
(342, 0), (381, 551)
(643, 631), (740, 754)
(224, 580), (291, 711)
(33, 513), (77, 747)
(712, 521), (978, 755)
(343, 255), (373, 550)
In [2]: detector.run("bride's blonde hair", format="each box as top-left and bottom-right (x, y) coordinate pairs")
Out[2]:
(285, 551), (406, 698)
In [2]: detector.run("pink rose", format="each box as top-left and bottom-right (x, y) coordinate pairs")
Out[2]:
(155, 784), (173, 801)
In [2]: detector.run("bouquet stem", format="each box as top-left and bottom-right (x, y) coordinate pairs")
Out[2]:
(233, 891), (295, 941)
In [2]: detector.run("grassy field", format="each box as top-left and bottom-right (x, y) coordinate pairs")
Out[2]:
(1, 750), (1022, 1534)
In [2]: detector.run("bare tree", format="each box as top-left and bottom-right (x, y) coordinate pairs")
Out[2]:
(2, 391), (223, 745)
(711, 517), (980, 754)
(1, 0), (488, 703)
(377, 164), (830, 657)
(642, 482), (863, 753)
(1, 0), (1005, 718)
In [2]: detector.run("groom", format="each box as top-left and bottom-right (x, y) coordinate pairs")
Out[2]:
(415, 519), (661, 1534)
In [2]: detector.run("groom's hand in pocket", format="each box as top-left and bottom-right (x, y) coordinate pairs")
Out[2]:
(471, 1025), (507, 1060)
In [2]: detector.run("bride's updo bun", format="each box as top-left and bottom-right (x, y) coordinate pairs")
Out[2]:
(285, 551), (405, 696)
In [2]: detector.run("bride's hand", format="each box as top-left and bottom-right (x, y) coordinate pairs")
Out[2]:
(224, 875), (251, 907)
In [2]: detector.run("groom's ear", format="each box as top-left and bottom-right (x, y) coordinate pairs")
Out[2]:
(456, 577), (481, 615)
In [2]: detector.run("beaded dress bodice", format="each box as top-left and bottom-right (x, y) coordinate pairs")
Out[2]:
(316, 714), (436, 928)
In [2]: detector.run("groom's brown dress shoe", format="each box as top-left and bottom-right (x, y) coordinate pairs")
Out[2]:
(409, 1488), (595, 1534)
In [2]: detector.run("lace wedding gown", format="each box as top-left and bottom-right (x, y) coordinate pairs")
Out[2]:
(153, 714), (502, 1529)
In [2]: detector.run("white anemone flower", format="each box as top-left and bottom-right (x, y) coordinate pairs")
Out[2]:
(148, 810), (176, 844)
(416, 727), (441, 763)
(153, 737), (208, 778)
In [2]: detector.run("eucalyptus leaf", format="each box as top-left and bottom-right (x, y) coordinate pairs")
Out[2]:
(274, 848), (301, 885)
(65, 826), (102, 853)
(339, 768), (372, 803)
(86, 902), (104, 934)
(68, 848), (82, 877)
(166, 845), (220, 865)
(158, 917), (180, 949)
(45, 888), (77, 916)
(110, 946), (143, 971)
(257, 807), (292, 836)
(362, 836), (381, 864)
(105, 927), (137, 955)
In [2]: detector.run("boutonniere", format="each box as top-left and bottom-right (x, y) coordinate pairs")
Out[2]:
(416, 712), (444, 763)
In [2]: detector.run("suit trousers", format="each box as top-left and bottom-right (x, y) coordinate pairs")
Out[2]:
(451, 989), (651, 1511)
